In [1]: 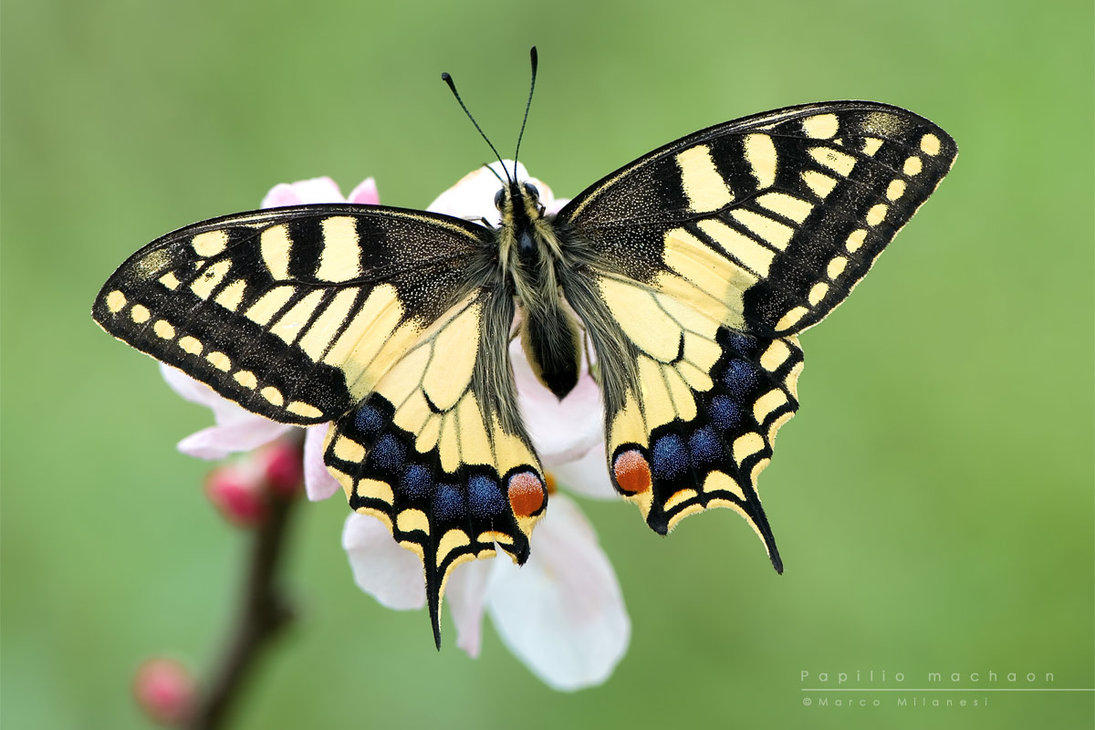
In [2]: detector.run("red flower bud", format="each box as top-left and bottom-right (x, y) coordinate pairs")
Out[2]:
(133, 657), (195, 726)
(260, 439), (304, 497)
(205, 463), (266, 527)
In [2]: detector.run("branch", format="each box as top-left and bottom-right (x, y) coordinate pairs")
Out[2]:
(185, 491), (298, 730)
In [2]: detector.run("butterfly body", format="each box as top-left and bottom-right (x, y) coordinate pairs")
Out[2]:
(94, 93), (956, 646)
(491, 181), (585, 400)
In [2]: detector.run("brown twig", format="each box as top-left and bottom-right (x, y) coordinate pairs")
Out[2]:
(185, 492), (298, 730)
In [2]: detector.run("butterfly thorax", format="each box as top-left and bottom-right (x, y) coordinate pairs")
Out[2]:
(494, 181), (583, 400)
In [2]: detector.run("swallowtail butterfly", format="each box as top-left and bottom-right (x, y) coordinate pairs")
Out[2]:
(93, 48), (956, 646)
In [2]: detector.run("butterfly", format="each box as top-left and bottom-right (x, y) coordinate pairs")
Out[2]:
(93, 48), (956, 646)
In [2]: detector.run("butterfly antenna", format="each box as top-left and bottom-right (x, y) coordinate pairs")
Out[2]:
(513, 46), (538, 168)
(441, 71), (511, 183)
(482, 162), (506, 186)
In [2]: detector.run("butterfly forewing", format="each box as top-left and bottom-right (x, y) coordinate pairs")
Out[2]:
(559, 101), (957, 337)
(93, 204), (485, 424)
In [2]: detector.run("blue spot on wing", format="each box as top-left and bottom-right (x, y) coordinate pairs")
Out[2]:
(707, 394), (744, 430)
(688, 427), (724, 468)
(354, 404), (386, 437)
(722, 359), (760, 394)
(467, 475), (506, 518)
(726, 332), (757, 357)
(651, 433), (690, 481)
(369, 434), (404, 474)
(432, 483), (466, 522)
(398, 464), (432, 501)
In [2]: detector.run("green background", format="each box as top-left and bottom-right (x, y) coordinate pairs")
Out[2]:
(3, 0), (1092, 727)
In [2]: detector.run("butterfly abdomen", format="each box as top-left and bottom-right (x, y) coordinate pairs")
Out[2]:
(519, 302), (582, 399)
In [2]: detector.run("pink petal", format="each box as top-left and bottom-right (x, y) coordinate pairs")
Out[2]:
(261, 183), (305, 209)
(486, 494), (629, 690)
(177, 419), (292, 461)
(348, 178), (380, 205)
(303, 424), (341, 501)
(510, 339), (604, 467)
(161, 364), (292, 459)
(444, 559), (494, 658)
(550, 442), (617, 501)
(342, 513), (425, 610)
(261, 176), (345, 208)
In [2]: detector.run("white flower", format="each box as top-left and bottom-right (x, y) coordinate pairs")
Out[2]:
(163, 164), (630, 690)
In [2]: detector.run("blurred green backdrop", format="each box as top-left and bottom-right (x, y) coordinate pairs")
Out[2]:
(3, 0), (1092, 728)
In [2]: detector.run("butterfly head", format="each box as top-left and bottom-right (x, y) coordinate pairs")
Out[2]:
(495, 181), (544, 219)
(493, 180), (548, 263)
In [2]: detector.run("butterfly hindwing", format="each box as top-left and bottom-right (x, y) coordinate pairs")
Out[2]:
(322, 287), (548, 645)
(93, 204), (486, 424)
(564, 272), (801, 563)
(558, 101), (957, 337)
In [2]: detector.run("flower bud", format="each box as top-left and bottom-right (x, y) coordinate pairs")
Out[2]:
(133, 657), (195, 726)
(259, 439), (304, 497)
(205, 462), (266, 526)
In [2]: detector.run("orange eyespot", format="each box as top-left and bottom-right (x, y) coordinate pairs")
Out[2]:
(613, 449), (652, 494)
(507, 471), (546, 517)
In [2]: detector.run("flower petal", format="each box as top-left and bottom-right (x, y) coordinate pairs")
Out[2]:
(159, 363), (226, 410)
(161, 364), (291, 458)
(444, 559), (493, 658)
(486, 494), (629, 691)
(342, 513), (425, 610)
(550, 442), (617, 501)
(510, 339), (604, 466)
(177, 419), (292, 461)
(159, 364), (252, 425)
(303, 424), (341, 501)
(348, 177), (380, 205)
(261, 183), (305, 209)
(261, 176), (345, 208)
(544, 196), (570, 216)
